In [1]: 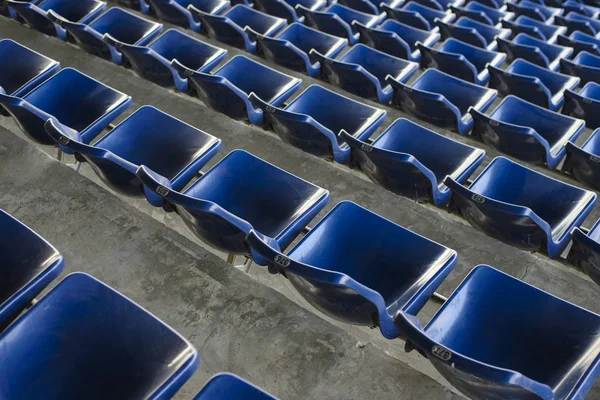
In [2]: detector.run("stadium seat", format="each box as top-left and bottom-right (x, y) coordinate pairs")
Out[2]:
(0, 68), (131, 146)
(146, 0), (229, 30)
(194, 374), (278, 399)
(255, 22), (348, 77)
(249, 85), (386, 163)
(44, 106), (222, 205)
(554, 11), (600, 35)
(175, 55), (300, 125)
(450, 1), (514, 24)
(470, 96), (584, 168)
(436, 16), (510, 50)
(341, 118), (485, 206)
(501, 15), (566, 42)
(7, 0), (106, 40)
(51, 7), (162, 64)
(136, 149), (330, 257)
(0, 39), (60, 97)
(188, 4), (286, 52)
(564, 81), (600, 128)
(562, 0), (600, 16)
(111, 29), (227, 92)
(355, 19), (440, 61)
(418, 38), (506, 85)
(569, 218), (600, 285)
(0, 273), (198, 399)
(382, 1), (455, 30)
(445, 156), (596, 258)
(395, 265), (600, 400)
(560, 50), (600, 84)
(497, 32), (573, 71)
(246, 201), (457, 339)
(311, 43), (418, 103)
(252, 0), (326, 22)
(387, 68), (497, 134)
(0, 209), (64, 330)
(557, 32), (600, 56)
(505, 0), (562, 22)
(564, 127), (600, 189)
(488, 59), (580, 111)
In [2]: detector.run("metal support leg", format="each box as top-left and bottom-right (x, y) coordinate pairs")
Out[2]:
(234, 257), (253, 273)
(227, 254), (235, 264)
(432, 292), (448, 304)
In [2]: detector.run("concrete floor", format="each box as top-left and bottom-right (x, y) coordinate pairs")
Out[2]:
(1, 7), (600, 399)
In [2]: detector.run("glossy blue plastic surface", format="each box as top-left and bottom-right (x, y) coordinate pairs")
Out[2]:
(194, 374), (278, 400)
(355, 19), (441, 61)
(383, 1), (455, 30)
(312, 43), (418, 103)
(255, 22), (347, 77)
(336, 0), (385, 14)
(149, 0), (229, 30)
(253, 0), (326, 22)
(501, 15), (566, 42)
(247, 201), (457, 339)
(0, 209), (64, 330)
(297, 3), (385, 44)
(177, 55), (300, 125)
(505, 0), (562, 21)
(136, 149), (330, 256)
(564, 127), (600, 192)
(249, 85), (386, 163)
(0, 68), (131, 146)
(396, 265), (600, 400)
(471, 96), (584, 168)
(436, 16), (511, 50)
(7, 0), (106, 40)
(560, 51), (600, 84)
(54, 7), (162, 64)
(569, 217), (600, 285)
(418, 38), (506, 84)
(563, 0), (600, 15)
(115, 29), (226, 92)
(564, 81), (600, 129)
(0, 39), (59, 97)
(488, 58), (580, 111)
(555, 11), (600, 35)
(387, 68), (497, 134)
(445, 156), (596, 257)
(0, 272), (198, 399)
(557, 31), (600, 56)
(497, 32), (573, 71)
(44, 106), (222, 206)
(342, 118), (485, 206)
(451, 1), (514, 24)
(191, 4), (286, 52)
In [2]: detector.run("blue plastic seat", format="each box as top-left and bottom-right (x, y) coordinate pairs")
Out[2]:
(355, 19), (441, 61)
(497, 33), (573, 71)
(312, 43), (418, 103)
(471, 96), (584, 168)
(555, 11), (600, 35)
(570, 219), (600, 285)
(387, 68), (497, 134)
(0, 272), (198, 399)
(249, 85), (386, 163)
(174, 55), (300, 125)
(7, 0), (106, 40)
(146, 0), (229, 31)
(563, 0), (600, 17)
(336, 0), (386, 14)
(396, 265), (600, 400)
(296, 3), (385, 44)
(0, 209), (64, 331)
(136, 149), (330, 256)
(0, 68), (131, 147)
(488, 59), (580, 111)
(418, 38), (506, 85)
(501, 15), (566, 42)
(450, 1), (514, 24)
(52, 7), (162, 65)
(341, 118), (485, 206)
(44, 106), (222, 205)
(195, 374), (278, 400)
(560, 50), (600, 84)
(445, 156), (596, 257)
(246, 201), (457, 339)
(382, 1), (455, 30)
(190, 4), (286, 52)
(564, 81), (600, 129)
(564, 127), (600, 192)
(474, 0), (503, 7)
(114, 0), (142, 10)
(505, 0), (562, 22)
(436, 16), (511, 50)
(252, 0), (326, 22)
(111, 29), (227, 92)
(411, 0), (465, 11)
(557, 31), (600, 56)
(255, 22), (347, 77)
(0, 39), (60, 97)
